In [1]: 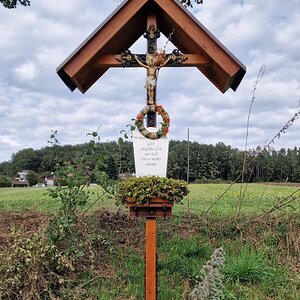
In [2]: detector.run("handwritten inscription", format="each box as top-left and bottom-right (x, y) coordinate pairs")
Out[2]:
(140, 143), (163, 166)
(133, 129), (169, 177)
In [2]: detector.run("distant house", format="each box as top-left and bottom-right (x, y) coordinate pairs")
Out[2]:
(18, 170), (29, 181)
(11, 170), (29, 187)
(45, 173), (55, 187)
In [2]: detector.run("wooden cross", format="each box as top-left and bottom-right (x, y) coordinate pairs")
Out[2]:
(116, 18), (188, 297)
(57, 4), (246, 299)
(114, 16), (201, 300)
(116, 14), (187, 127)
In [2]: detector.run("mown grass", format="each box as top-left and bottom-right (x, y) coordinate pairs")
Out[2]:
(182, 183), (300, 216)
(0, 185), (117, 213)
(0, 183), (299, 216)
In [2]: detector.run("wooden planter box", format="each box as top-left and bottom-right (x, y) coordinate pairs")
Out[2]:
(127, 198), (173, 218)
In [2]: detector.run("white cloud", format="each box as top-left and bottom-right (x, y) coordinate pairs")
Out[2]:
(0, 0), (300, 162)
(14, 60), (39, 81)
(0, 135), (21, 147)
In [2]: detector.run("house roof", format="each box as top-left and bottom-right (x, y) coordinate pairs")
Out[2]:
(57, 0), (246, 94)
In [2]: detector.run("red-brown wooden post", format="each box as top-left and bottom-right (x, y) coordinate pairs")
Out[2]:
(145, 217), (157, 300)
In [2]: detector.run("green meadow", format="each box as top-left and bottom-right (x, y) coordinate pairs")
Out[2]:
(0, 183), (299, 299)
(0, 183), (299, 216)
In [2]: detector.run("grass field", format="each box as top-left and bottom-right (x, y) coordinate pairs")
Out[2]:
(0, 183), (299, 216)
(0, 183), (299, 299)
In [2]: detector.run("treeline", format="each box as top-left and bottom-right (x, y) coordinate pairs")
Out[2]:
(0, 140), (300, 183)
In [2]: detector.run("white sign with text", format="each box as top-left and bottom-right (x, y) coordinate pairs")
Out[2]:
(133, 128), (169, 177)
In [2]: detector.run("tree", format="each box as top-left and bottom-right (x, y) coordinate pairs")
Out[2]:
(1, 0), (203, 9)
(0, 175), (11, 188)
(27, 170), (39, 186)
(10, 148), (41, 174)
(180, 0), (203, 7)
(0, 0), (30, 9)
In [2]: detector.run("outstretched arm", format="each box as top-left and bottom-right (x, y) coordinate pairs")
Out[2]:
(134, 54), (148, 68)
(159, 55), (173, 68)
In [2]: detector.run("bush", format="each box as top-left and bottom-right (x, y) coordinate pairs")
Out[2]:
(0, 228), (74, 299)
(0, 175), (11, 187)
(115, 176), (189, 205)
(193, 178), (229, 184)
(27, 171), (39, 186)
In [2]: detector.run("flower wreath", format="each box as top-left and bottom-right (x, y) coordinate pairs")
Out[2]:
(135, 105), (170, 140)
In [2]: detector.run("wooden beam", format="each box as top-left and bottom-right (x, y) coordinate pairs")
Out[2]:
(63, 0), (148, 78)
(155, 0), (241, 76)
(155, 0), (246, 92)
(182, 54), (211, 66)
(145, 218), (156, 300)
(57, 0), (245, 93)
(94, 54), (211, 68)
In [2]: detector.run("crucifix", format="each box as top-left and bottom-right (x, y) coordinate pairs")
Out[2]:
(116, 14), (187, 128)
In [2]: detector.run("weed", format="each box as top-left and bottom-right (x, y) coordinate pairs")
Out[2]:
(224, 248), (271, 284)
(188, 247), (225, 300)
(0, 228), (74, 299)
(0, 193), (298, 298)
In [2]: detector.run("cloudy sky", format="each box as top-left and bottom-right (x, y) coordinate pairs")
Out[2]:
(0, 0), (300, 162)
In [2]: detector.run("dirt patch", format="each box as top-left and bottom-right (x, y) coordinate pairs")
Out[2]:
(0, 209), (144, 250)
(0, 209), (299, 264)
(0, 210), (48, 247)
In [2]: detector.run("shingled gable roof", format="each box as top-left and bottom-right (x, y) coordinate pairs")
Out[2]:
(57, 0), (246, 94)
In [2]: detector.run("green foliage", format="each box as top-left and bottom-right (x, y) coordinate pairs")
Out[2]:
(0, 0), (30, 9)
(2, 141), (300, 183)
(0, 183), (298, 216)
(180, 0), (203, 7)
(47, 161), (115, 244)
(0, 0), (203, 9)
(0, 228), (74, 299)
(185, 183), (300, 216)
(26, 170), (39, 186)
(194, 178), (228, 184)
(224, 248), (271, 284)
(189, 247), (225, 300)
(156, 235), (214, 299)
(0, 187), (57, 211)
(47, 129), (60, 146)
(45, 132), (117, 247)
(0, 211), (299, 298)
(0, 128), (119, 298)
(115, 176), (189, 205)
(0, 175), (11, 188)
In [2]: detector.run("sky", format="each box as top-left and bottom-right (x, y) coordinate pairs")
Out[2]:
(0, 0), (300, 163)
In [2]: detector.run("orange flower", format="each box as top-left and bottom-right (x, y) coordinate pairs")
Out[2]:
(136, 113), (144, 121)
(163, 127), (169, 135)
(156, 105), (162, 114)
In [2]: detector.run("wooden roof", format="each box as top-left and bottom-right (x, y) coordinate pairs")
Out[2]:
(57, 0), (246, 94)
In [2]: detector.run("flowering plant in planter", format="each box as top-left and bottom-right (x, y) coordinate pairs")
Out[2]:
(115, 176), (189, 205)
